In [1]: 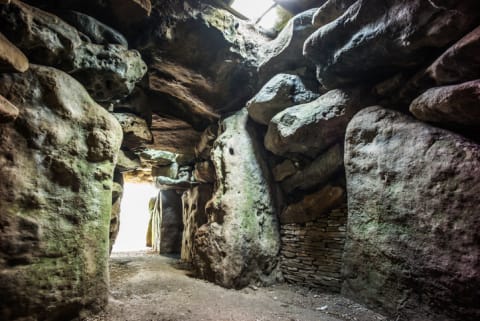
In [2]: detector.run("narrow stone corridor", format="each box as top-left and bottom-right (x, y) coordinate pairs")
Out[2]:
(1, 1), (479, 320)
(85, 252), (386, 321)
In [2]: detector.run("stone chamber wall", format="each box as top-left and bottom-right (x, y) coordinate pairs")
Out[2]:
(280, 205), (347, 291)
(0, 0), (479, 320)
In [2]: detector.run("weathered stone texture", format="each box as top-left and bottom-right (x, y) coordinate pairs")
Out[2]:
(70, 43), (147, 102)
(193, 161), (215, 183)
(149, 114), (202, 158)
(280, 185), (344, 224)
(0, 0), (147, 101)
(181, 185), (213, 263)
(343, 106), (480, 321)
(195, 125), (218, 160)
(0, 65), (122, 321)
(192, 109), (280, 289)
(272, 159), (297, 182)
(58, 10), (128, 47)
(247, 73), (319, 125)
(304, 0), (480, 89)
(421, 24), (480, 87)
(398, 24), (480, 107)
(281, 144), (344, 193)
(258, 9), (318, 84)
(265, 89), (365, 157)
(312, 0), (357, 28)
(113, 113), (153, 150)
(0, 0), (83, 67)
(148, 62), (220, 130)
(410, 80), (480, 126)
(144, 4), (261, 123)
(0, 94), (19, 122)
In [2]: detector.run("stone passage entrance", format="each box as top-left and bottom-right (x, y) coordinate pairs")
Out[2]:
(111, 179), (184, 256)
(112, 182), (157, 253)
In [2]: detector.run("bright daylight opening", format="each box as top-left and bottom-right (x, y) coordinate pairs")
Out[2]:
(231, 0), (282, 29)
(111, 182), (158, 253)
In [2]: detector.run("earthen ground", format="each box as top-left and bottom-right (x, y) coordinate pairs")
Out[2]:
(84, 251), (387, 321)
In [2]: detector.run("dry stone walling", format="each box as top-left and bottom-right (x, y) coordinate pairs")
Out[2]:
(0, 0), (480, 321)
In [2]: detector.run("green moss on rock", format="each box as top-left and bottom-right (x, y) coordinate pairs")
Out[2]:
(0, 65), (122, 321)
(193, 109), (281, 289)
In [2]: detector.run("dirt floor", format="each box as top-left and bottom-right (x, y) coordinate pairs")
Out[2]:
(84, 251), (387, 321)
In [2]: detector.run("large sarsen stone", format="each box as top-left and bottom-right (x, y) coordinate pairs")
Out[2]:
(265, 89), (365, 157)
(247, 74), (319, 125)
(0, 0), (147, 101)
(304, 0), (480, 89)
(0, 65), (122, 320)
(343, 106), (480, 321)
(409, 80), (480, 127)
(193, 109), (280, 289)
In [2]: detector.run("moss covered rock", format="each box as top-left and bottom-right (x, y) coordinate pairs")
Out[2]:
(343, 106), (480, 320)
(0, 65), (122, 321)
(193, 109), (281, 289)
(0, 0), (147, 102)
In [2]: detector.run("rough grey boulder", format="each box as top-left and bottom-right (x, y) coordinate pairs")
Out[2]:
(116, 150), (141, 172)
(138, 149), (177, 167)
(304, 0), (480, 89)
(247, 74), (320, 125)
(343, 106), (480, 321)
(423, 24), (480, 86)
(398, 24), (480, 106)
(149, 114), (202, 160)
(193, 109), (281, 289)
(0, 32), (28, 72)
(0, 65), (122, 321)
(144, 4), (261, 121)
(58, 10), (128, 47)
(70, 43), (146, 102)
(281, 143), (344, 193)
(113, 113), (153, 150)
(0, 0), (83, 67)
(0, 0), (147, 101)
(272, 159), (297, 182)
(265, 89), (365, 157)
(410, 80), (480, 127)
(148, 61), (220, 130)
(312, 0), (357, 28)
(151, 162), (179, 179)
(258, 9), (318, 85)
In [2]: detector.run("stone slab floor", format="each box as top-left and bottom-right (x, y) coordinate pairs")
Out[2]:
(84, 252), (387, 321)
